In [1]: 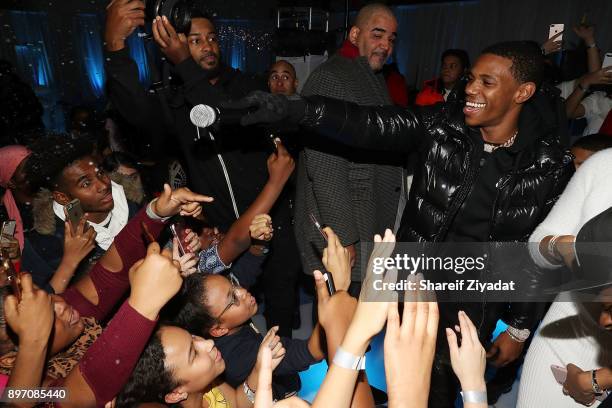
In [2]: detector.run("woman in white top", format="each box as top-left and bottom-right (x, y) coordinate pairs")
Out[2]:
(517, 148), (612, 407)
(565, 67), (612, 136)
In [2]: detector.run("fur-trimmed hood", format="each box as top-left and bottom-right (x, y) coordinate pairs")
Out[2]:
(32, 171), (144, 235)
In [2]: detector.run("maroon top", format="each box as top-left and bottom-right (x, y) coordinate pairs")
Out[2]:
(51, 207), (167, 407)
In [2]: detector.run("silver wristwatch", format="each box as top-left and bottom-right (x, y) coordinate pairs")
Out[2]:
(506, 326), (530, 342)
(243, 381), (256, 403)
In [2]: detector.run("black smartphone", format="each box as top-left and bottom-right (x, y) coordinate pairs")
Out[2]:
(323, 271), (336, 295)
(269, 134), (279, 153)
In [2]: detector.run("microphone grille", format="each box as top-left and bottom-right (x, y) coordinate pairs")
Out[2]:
(190, 104), (217, 128)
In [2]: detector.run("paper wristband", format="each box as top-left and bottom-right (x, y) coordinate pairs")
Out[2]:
(332, 346), (366, 370)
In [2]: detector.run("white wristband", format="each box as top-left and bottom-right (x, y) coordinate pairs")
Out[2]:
(146, 198), (171, 222)
(461, 390), (487, 404)
(333, 346), (366, 370)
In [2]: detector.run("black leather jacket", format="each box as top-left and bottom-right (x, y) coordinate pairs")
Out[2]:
(298, 86), (574, 334)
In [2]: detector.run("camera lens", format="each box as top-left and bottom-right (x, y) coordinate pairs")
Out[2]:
(145, 0), (194, 34)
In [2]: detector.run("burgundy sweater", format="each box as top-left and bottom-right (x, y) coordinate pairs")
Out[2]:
(53, 208), (166, 407)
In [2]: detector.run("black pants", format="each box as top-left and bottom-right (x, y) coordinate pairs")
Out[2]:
(263, 191), (302, 338)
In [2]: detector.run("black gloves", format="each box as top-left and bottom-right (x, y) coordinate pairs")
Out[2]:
(220, 90), (306, 126)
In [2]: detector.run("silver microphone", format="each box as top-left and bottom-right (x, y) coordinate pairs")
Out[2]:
(190, 104), (218, 128)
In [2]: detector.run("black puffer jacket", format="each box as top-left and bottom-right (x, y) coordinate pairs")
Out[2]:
(298, 85), (574, 334)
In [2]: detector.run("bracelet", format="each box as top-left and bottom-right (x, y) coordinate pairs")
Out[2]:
(586, 42), (597, 49)
(592, 370), (604, 395)
(578, 83), (589, 93)
(547, 235), (563, 262)
(333, 346), (366, 370)
(242, 381), (256, 403)
(461, 390), (487, 404)
(146, 199), (171, 222)
(506, 326), (530, 342)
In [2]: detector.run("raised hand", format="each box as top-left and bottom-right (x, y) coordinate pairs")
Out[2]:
(183, 228), (201, 253)
(579, 66), (612, 88)
(151, 15), (191, 65)
(321, 227), (351, 292)
(256, 326), (286, 374)
(250, 214), (273, 241)
(266, 141), (295, 186)
(446, 311), (486, 392)
(152, 184), (213, 219)
(0, 234), (20, 261)
(172, 238), (198, 277)
(105, 0), (145, 51)
(62, 214), (97, 267)
(314, 270), (356, 333)
(3, 273), (54, 346)
(128, 242), (183, 320)
(541, 31), (563, 55)
(573, 24), (595, 45)
(384, 274), (438, 408)
(254, 347), (310, 408)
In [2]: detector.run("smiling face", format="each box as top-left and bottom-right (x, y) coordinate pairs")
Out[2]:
(187, 18), (221, 73)
(160, 326), (225, 403)
(463, 53), (532, 129)
(49, 295), (85, 355)
(350, 12), (397, 72)
(204, 275), (257, 337)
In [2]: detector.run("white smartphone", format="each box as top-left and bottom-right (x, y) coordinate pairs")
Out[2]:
(549, 23), (564, 42)
(603, 52), (612, 69)
(551, 365), (567, 385)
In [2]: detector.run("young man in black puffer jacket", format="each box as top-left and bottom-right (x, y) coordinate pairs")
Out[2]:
(229, 41), (575, 407)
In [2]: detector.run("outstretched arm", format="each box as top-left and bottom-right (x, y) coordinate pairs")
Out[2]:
(215, 141), (294, 265)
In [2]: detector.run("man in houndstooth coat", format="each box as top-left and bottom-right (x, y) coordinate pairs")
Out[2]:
(294, 3), (406, 289)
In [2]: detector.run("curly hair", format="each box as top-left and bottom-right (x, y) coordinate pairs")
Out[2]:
(25, 134), (95, 192)
(115, 329), (179, 407)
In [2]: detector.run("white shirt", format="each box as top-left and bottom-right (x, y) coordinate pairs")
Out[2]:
(579, 91), (612, 136)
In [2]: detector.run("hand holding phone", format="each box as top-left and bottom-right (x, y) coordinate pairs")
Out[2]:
(551, 365), (610, 402)
(170, 223), (192, 256)
(549, 23), (565, 42)
(1, 249), (21, 301)
(1, 220), (20, 260)
(1, 220), (16, 243)
(65, 199), (87, 234)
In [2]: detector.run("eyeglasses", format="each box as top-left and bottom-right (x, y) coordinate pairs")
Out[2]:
(214, 274), (242, 322)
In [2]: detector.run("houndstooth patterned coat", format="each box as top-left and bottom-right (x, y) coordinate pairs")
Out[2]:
(295, 53), (405, 282)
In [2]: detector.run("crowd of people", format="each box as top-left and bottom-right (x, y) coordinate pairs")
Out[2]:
(1, 1), (612, 407)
